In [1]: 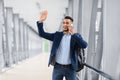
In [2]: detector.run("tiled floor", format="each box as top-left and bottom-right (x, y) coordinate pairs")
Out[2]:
(0, 53), (53, 80)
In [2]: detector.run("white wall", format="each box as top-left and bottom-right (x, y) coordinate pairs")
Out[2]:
(102, 0), (120, 79)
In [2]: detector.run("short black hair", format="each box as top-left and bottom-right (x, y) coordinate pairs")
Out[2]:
(64, 16), (73, 22)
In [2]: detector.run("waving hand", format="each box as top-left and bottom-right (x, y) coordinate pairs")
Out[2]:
(39, 10), (48, 22)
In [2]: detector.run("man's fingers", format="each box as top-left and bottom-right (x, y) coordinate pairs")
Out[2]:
(44, 10), (48, 15)
(42, 10), (48, 16)
(39, 10), (48, 22)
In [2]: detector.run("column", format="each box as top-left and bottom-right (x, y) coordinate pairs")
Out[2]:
(0, 0), (5, 72)
(77, 0), (82, 34)
(26, 24), (29, 58)
(72, 0), (79, 32)
(23, 22), (27, 59)
(84, 0), (99, 80)
(22, 22), (25, 59)
(19, 18), (24, 61)
(91, 0), (103, 79)
(5, 7), (14, 66)
(68, 0), (73, 17)
(13, 14), (20, 63)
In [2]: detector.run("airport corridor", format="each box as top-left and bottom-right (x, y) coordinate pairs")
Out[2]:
(0, 0), (120, 80)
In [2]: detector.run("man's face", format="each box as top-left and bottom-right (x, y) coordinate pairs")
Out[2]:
(62, 19), (72, 32)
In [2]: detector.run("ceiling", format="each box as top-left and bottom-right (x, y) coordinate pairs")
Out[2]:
(4, 0), (68, 32)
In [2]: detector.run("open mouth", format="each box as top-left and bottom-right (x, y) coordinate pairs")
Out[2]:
(63, 29), (69, 32)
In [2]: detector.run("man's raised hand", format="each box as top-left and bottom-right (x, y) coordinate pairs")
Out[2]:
(39, 10), (48, 22)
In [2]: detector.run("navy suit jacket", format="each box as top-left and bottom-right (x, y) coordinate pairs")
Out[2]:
(37, 22), (87, 70)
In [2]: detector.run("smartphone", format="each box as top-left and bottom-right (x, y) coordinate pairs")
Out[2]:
(71, 24), (73, 27)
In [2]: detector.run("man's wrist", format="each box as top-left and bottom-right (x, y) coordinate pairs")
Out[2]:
(38, 21), (43, 23)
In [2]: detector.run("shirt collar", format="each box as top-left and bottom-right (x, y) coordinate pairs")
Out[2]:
(63, 32), (71, 36)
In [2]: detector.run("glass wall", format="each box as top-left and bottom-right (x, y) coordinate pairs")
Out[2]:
(0, 0), (42, 72)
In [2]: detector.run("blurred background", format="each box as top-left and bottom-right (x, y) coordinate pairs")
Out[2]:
(0, 0), (120, 80)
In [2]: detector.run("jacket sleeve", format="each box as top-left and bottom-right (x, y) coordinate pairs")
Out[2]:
(37, 21), (55, 41)
(73, 33), (87, 48)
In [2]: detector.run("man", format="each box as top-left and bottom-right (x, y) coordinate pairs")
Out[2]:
(37, 10), (87, 80)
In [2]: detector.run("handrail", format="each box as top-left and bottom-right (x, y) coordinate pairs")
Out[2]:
(84, 63), (115, 80)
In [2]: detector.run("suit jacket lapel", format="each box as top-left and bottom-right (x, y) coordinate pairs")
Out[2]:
(55, 32), (64, 49)
(70, 35), (76, 50)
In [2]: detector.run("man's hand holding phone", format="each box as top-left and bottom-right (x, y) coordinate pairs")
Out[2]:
(68, 24), (75, 35)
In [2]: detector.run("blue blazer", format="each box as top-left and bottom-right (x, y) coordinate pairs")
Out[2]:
(37, 22), (87, 70)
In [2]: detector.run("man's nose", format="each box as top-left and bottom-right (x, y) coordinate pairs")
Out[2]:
(63, 24), (67, 26)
